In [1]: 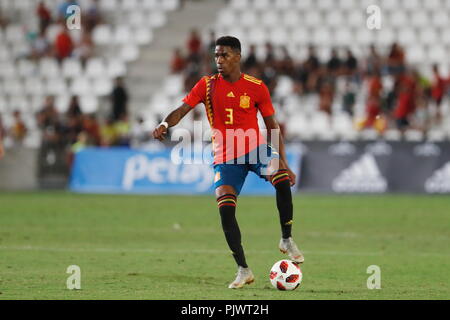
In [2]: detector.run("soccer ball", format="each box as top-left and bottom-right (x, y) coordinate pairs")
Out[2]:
(269, 259), (302, 291)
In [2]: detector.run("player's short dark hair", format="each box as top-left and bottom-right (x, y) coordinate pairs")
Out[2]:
(215, 36), (241, 53)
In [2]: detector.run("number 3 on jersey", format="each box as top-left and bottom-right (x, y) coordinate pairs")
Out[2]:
(225, 108), (233, 125)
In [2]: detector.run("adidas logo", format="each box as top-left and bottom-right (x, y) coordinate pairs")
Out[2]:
(425, 162), (450, 193)
(332, 153), (387, 193)
(227, 91), (235, 98)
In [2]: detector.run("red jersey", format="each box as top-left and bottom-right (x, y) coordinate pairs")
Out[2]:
(182, 73), (275, 164)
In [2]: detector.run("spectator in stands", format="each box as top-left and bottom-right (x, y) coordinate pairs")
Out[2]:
(83, 0), (102, 33)
(387, 42), (405, 75)
(67, 96), (82, 118)
(29, 30), (51, 60)
(9, 110), (28, 144)
(111, 77), (129, 121)
(37, 96), (64, 146)
(303, 45), (321, 92)
(73, 31), (94, 66)
(170, 48), (186, 74)
(342, 79), (356, 116)
(186, 28), (202, 64)
(327, 48), (342, 76)
(100, 117), (117, 147)
(54, 26), (74, 61)
(81, 114), (101, 145)
(67, 131), (88, 167)
(114, 114), (131, 146)
(318, 80), (334, 116)
(36, 1), (52, 34)
(278, 46), (295, 77)
(243, 44), (258, 71)
(360, 70), (385, 132)
(0, 8), (7, 29)
(365, 44), (382, 76)
(343, 48), (358, 78)
(394, 69), (417, 131)
(430, 64), (446, 124)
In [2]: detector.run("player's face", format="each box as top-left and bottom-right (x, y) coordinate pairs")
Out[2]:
(215, 45), (240, 76)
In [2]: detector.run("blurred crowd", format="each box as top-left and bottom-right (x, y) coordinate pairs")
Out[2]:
(24, 0), (102, 64)
(171, 30), (450, 134)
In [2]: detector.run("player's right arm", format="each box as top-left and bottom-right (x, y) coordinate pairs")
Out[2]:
(152, 103), (192, 141)
(152, 77), (207, 141)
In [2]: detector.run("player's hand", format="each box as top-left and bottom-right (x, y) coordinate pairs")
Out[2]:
(286, 167), (296, 186)
(0, 143), (4, 159)
(152, 124), (167, 141)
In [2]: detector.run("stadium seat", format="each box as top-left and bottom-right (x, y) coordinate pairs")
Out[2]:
(411, 11), (430, 29)
(79, 95), (99, 113)
(5, 24), (24, 43)
(17, 59), (37, 77)
(135, 27), (153, 46)
(70, 77), (92, 95)
(3, 77), (23, 95)
(55, 95), (70, 113)
(114, 25), (133, 45)
(93, 78), (113, 96)
(99, 0), (119, 11)
(247, 27), (267, 46)
(253, 0), (270, 10)
(240, 11), (258, 28)
(120, 44), (139, 62)
(282, 10), (301, 28)
(261, 11), (279, 28)
(269, 27), (289, 46)
(9, 95), (29, 113)
(338, 0), (356, 11)
(85, 58), (106, 78)
(397, 28), (417, 46)
(404, 129), (424, 141)
(121, 0), (139, 11)
(431, 11), (449, 28)
(46, 77), (68, 96)
(274, 0), (291, 10)
(148, 11), (168, 29)
(160, 0), (179, 11)
(106, 59), (127, 77)
(92, 24), (113, 46)
(419, 27), (437, 46)
(24, 77), (45, 96)
(229, 0), (250, 10)
(39, 58), (61, 78)
(61, 58), (83, 79)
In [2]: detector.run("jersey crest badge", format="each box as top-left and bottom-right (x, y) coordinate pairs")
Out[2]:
(240, 94), (250, 108)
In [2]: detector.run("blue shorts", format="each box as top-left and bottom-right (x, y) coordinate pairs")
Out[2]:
(213, 144), (280, 195)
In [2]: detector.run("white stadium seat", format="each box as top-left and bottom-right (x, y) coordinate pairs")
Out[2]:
(92, 24), (113, 46)
(62, 58), (82, 78)
(39, 58), (61, 78)
(85, 58), (106, 78)
(24, 77), (45, 96)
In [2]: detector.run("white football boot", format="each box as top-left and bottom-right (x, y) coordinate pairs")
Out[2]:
(279, 237), (305, 264)
(228, 266), (255, 289)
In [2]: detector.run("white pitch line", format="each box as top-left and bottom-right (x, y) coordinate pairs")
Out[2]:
(0, 245), (449, 258)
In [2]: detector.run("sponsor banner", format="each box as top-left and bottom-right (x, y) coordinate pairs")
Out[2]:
(69, 147), (301, 195)
(297, 141), (450, 193)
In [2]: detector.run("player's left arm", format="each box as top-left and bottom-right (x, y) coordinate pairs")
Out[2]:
(263, 115), (296, 186)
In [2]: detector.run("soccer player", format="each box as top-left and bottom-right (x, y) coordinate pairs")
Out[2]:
(153, 36), (304, 289)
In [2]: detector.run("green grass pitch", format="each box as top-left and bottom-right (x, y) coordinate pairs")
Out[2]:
(0, 192), (449, 299)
